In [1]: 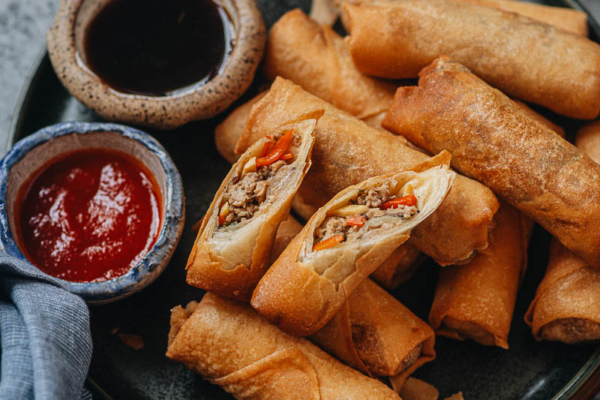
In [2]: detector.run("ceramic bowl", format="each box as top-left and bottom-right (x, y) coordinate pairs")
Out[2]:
(46, 0), (266, 130)
(0, 122), (185, 304)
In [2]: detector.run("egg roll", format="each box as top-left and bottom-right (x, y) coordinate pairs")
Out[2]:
(252, 163), (455, 336)
(345, 0), (600, 119)
(429, 203), (533, 349)
(383, 56), (600, 269)
(237, 77), (500, 266)
(369, 243), (425, 289)
(166, 293), (401, 400)
(339, 0), (588, 36)
(186, 116), (319, 301)
(215, 91), (267, 163)
(576, 120), (600, 163)
(263, 9), (396, 126)
(311, 278), (436, 384)
(523, 123), (600, 344)
(524, 239), (600, 343)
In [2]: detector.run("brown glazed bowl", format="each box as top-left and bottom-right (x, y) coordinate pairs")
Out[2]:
(46, 0), (266, 130)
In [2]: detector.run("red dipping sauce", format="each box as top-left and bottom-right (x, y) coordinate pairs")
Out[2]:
(15, 148), (162, 282)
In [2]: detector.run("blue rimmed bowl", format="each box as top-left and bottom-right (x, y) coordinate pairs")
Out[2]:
(0, 122), (185, 304)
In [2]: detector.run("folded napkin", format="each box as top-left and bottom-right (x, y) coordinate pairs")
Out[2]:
(0, 253), (92, 400)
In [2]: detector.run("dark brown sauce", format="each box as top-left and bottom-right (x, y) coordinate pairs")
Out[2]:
(83, 0), (233, 96)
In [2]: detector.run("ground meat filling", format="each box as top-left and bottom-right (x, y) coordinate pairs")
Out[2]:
(314, 181), (419, 246)
(220, 160), (286, 226)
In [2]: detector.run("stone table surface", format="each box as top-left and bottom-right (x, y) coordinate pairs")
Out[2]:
(0, 0), (59, 157)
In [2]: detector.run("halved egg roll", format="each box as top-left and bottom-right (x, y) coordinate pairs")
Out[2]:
(383, 57), (600, 269)
(263, 9), (397, 126)
(251, 163), (455, 336)
(237, 77), (499, 266)
(311, 279), (436, 385)
(345, 0), (600, 119)
(166, 293), (401, 400)
(524, 239), (600, 343)
(429, 202), (533, 349)
(186, 116), (319, 301)
(339, 0), (588, 36)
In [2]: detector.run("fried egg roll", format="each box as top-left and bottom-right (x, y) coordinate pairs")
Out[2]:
(311, 279), (436, 384)
(263, 9), (396, 126)
(167, 293), (401, 400)
(429, 203), (533, 349)
(369, 243), (425, 289)
(251, 164), (455, 336)
(383, 57), (600, 269)
(525, 239), (600, 343)
(576, 120), (600, 163)
(339, 0), (588, 36)
(237, 77), (500, 266)
(345, 0), (600, 119)
(523, 124), (600, 344)
(186, 116), (319, 301)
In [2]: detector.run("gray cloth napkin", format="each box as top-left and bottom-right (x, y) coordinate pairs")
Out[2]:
(0, 253), (92, 400)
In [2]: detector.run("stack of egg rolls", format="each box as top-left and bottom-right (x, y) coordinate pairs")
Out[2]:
(167, 293), (401, 400)
(344, 0), (600, 119)
(429, 202), (533, 348)
(383, 56), (600, 269)
(524, 122), (600, 344)
(338, 0), (588, 36)
(187, 116), (318, 301)
(237, 77), (500, 266)
(252, 162), (455, 335)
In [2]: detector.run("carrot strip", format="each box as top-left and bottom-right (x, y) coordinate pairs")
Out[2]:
(313, 235), (344, 251)
(346, 216), (366, 227)
(381, 194), (418, 210)
(256, 129), (294, 167)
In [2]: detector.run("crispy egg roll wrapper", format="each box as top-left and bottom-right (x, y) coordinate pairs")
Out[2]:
(429, 203), (533, 349)
(513, 100), (565, 138)
(237, 78), (499, 265)
(339, 0), (588, 36)
(215, 91), (267, 163)
(397, 377), (440, 400)
(383, 57), (600, 269)
(311, 279), (436, 383)
(524, 126), (600, 344)
(524, 239), (600, 343)
(576, 120), (600, 164)
(186, 117), (319, 301)
(167, 293), (401, 400)
(251, 164), (455, 336)
(344, 0), (600, 119)
(369, 243), (425, 289)
(263, 9), (397, 124)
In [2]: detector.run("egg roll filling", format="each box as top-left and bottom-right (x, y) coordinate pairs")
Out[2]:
(313, 181), (418, 250)
(218, 129), (300, 227)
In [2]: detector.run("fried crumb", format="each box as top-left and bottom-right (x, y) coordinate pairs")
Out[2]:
(119, 333), (144, 350)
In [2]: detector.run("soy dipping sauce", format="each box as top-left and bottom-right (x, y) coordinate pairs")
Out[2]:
(84, 0), (233, 96)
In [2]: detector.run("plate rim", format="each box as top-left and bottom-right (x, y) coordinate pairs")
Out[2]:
(6, 11), (600, 400)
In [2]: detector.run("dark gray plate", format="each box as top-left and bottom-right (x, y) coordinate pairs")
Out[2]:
(7, 0), (600, 399)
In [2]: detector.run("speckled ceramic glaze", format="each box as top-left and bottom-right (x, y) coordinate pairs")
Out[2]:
(46, 0), (266, 130)
(0, 122), (185, 304)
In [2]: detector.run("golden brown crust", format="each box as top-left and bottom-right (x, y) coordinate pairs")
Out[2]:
(576, 120), (600, 165)
(525, 239), (600, 343)
(251, 165), (454, 336)
(237, 77), (499, 266)
(429, 203), (532, 349)
(311, 279), (436, 383)
(263, 9), (397, 125)
(513, 100), (565, 138)
(215, 91), (268, 163)
(369, 243), (425, 289)
(384, 56), (600, 269)
(345, 0), (600, 119)
(186, 116), (319, 301)
(166, 293), (401, 400)
(339, 0), (588, 36)
(396, 377), (440, 400)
